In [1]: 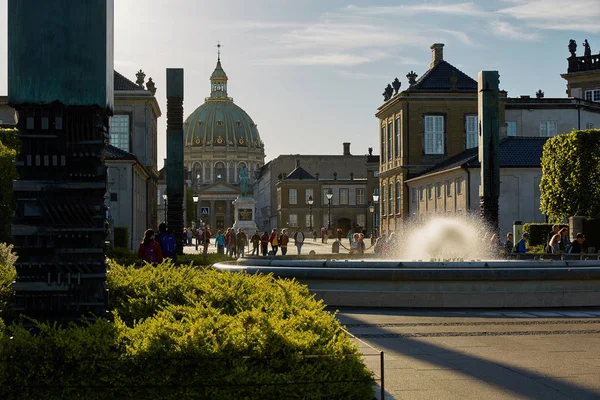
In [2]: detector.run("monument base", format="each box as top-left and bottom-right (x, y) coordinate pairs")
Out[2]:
(232, 196), (258, 233)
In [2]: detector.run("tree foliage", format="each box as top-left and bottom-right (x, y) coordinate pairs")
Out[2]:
(540, 129), (600, 222)
(0, 128), (20, 243)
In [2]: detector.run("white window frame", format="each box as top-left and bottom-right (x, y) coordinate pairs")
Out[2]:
(456, 178), (463, 195)
(540, 121), (558, 137)
(427, 185), (433, 200)
(466, 115), (478, 149)
(424, 115), (444, 154)
(339, 188), (349, 205)
(395, 181), (401, 214)
(388, 122), (393, 161)
(446, 180), (453, 197)
(506, 121), (517, 137)
(436, 183), (442, 198)
(289, 214), (298, 227)
(395, 118), (400, 158)
(289, 188), (297, 205)
(388, 183), (394, 215)
(356, 188), (365, 205)
(380, 127), (386, 165)
(305, 188), (314, 204)
(305, 214), (313, 229)
(584, 89), (600, 102)
(357, 214), (366, 228)
(419, 187), (424, 202)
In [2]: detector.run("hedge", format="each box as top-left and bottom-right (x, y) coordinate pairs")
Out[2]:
(0, 128), (19, 244)
(113, 226), (129, 248)
(522, 223), (568, 246)
(0, 261), (374, 399)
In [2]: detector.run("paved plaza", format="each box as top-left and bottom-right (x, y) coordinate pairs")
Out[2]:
(337, 308), (600, 399)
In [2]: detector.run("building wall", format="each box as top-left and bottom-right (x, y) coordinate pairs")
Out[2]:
(505, 107), (600, 136)
(562, 71), (600, 99)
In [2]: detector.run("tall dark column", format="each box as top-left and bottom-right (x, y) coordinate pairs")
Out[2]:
(8, 0), (113, 323)
(478, 71), (500, 234)
(166, 69), (185, 255)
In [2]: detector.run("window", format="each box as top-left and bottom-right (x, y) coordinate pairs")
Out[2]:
(305, 188), (314, 204)
(289, 214), (298, 227)
(424, 115), (444, 154)
(419, 187), (424, 201)
(456, 178), (463, 195)
(586, 122), (595, 129)
(380, 127), (385, 165)
(388, 183), (393, 215)
(411, 188), (417, 203)
(584, 89), (600, 102)
(381, 186), (386, 216)
(395, 181), (401, 213)
(395, 118), (400, 158)
(289, 189), (297, 205)
(466, 115), (478, 149)
(109, 115), (130, 151)
(339, 188), (349, 205)
(446, 180), (453, 197)
(540, 121), (558, 137)
(507, 121), (517, 137)
(305, 214), (313, 229)
(388, 122), (393, 161)
(436, 183), (442, 198)
(356, 214), (366, 228)
(214, 162), (226, 181)
(356, 188), (365, 205)
(427, 185), (433, 200)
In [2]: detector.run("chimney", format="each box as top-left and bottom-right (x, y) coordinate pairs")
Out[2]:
(430, 43), (444, 69)
(343, 142), (351, 155)
(295, 159), (300, 168)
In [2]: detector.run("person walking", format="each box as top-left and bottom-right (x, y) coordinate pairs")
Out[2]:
(250, 230), (261, 256)
(214, 230), (225, 254)
(293, 227), (305, 255)
(260, 231), (270, 256)
(503, 232), (514, 256)
(225, 228), (234, 256)
(515, 232), (530, 254)
(236, 228), (248, 258)
(137, 229), (163, 265)
(280, 229), (289, 256)
(270, 228), (280, 255)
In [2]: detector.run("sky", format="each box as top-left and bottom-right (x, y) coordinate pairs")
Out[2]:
(1, 0), (599, 169)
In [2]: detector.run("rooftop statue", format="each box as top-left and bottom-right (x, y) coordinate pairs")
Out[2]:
(568, 39), (577, 58)
(583, 39), (591, 57)
(382, 88), (390, 101)
(385, 84), (393, 100)
(392, 78), (401, 95)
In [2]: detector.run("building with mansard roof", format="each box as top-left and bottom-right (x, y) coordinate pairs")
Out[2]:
(182, 52), (265, 231)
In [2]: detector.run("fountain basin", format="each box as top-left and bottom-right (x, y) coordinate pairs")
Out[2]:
(213, 258), (600, 308)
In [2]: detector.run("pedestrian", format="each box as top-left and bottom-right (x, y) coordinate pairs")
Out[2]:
(260, 231), (270, 256)
(270, 228), (279, 255)
(137, 229), (163, 265)
(225, 228), (234, 256)
(280, 229), (289, 256)
(293, 227), (305, 254)
(347, 230), (353, 246)
(548, 229), (564, 254)
(236, 228), (248, 257)
(503, 232), (514, 255)
(374, 232), (388, 258)
(183, 228), (188, 246)
(568, 232), (586, 254)
(312, 229), (317, 242)
(515, 232), (530, 254)
(321, 227), (325, 243)
(251, 230), (261, 256)
(187, 227), (193, 245)
(546, 225), (560, 253)
(215, 230), (225, 254)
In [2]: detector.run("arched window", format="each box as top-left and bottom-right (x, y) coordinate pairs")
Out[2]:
(214, 162), (225, 182)
(388, 183), (394, 215)
(193, 163), (202, 184)
(395, 181), (401, 214)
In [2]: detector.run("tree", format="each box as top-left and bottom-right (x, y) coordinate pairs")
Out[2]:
(0, 128), (19, 243)
(540, 129), (600, 222)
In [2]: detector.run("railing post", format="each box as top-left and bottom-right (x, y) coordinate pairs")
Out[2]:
(380, 351), (385, 400)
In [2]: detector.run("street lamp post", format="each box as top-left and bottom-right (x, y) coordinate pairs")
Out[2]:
(308, 195), (314, 233)
(369, 201), (375, 244)
(326, 188), (333, 234)
(193, 192), (199, 250)
(162, 193), (168, 224)
(372, 188), (379, 239)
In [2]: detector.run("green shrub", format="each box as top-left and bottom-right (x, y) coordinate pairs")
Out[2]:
(522, 223), (568, 246)
(113, 226), (129, 248)
(176, 252), (233, 266)
(0, 243), (16, 322)
(0, 129), (19, 244)
(0, 263), (373, 398)
(105, 246), (137, 266)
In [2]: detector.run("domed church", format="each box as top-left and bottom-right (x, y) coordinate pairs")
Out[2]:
(184, 48), (265, 230)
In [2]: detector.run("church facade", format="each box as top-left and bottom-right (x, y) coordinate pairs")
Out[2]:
(182, 52), (265, 230)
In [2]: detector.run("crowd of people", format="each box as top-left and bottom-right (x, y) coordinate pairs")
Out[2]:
(500, 225), (587, 256)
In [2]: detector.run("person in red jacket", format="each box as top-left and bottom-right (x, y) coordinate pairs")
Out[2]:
(260, 231), (270, 256)
(138, 229), (163, 265)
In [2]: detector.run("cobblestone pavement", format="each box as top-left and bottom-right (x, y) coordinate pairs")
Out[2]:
(336, 308), (600, 400)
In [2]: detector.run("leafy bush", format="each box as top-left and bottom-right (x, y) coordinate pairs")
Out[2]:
(113, 226), (129, 248)
(0, 244), (16, 322)
(540, 129), (600, 221)
(522, 223), (568, 246)
(176, 252), (233, 266)
(0, 129), (20, 244)
(105, 246), (137, 266)
(0, 263), (374, 398)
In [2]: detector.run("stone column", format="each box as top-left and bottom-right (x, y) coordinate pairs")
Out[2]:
(210, 200), (215, 229)
(226, 200), (231, 228)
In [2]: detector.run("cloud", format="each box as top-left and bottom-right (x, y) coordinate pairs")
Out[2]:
(345, 3), (490, 18)
(488, 20), (542, 41)
(252, 53), (375, 66)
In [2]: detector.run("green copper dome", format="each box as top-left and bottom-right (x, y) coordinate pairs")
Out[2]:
(184, 57), (263, 149)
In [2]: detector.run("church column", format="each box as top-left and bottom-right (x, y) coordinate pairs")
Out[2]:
(210, 200), (215, 229)
(226, 200), (232, 227)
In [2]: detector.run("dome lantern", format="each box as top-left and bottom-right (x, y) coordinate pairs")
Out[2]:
(210, 42), (228, 99)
